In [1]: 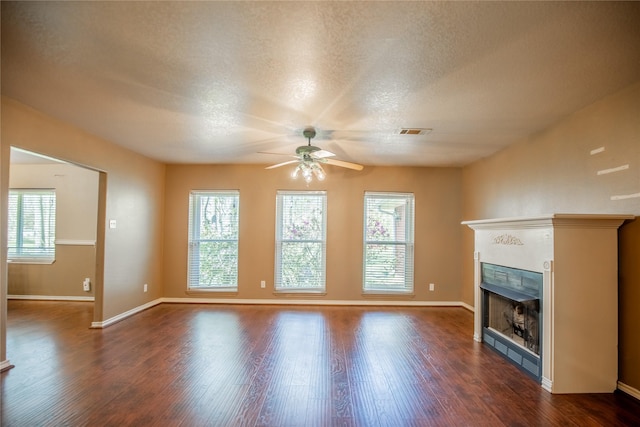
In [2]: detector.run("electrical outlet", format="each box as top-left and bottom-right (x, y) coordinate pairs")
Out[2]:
(143, 283), (148, 292)
(429, 283), (435, 291)
(83, 278), (91, 292)
(260, 280), (266, 289)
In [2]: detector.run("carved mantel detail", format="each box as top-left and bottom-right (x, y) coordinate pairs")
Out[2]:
(492, 233), (524, 246)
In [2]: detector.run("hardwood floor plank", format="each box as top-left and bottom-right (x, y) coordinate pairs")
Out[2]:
(3, 301), (640, 426)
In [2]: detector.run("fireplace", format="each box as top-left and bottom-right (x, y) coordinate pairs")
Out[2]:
(463, 214), (632, 393)
(480, 263), (541, 380)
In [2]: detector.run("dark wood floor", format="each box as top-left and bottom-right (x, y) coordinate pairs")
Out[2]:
(2, 301), (640, 426)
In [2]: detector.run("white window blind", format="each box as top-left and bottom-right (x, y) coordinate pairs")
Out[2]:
(188, 191), (239, 290)
(8, 189), (56, 262)
(275, 191), (327, 292)
(363, 192), (414, 293)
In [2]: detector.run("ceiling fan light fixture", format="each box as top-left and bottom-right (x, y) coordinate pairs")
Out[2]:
(291, 164), (301, 179)
(302, 165), (313, 183)
(311, 162), (326, 181)
(291, 160), (325, 184)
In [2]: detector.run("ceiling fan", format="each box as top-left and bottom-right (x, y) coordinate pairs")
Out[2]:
(264, 126), (364, 183)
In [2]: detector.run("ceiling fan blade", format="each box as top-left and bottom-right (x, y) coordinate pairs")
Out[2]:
(313, 150), (335, 158)
(324, 158), (364, 171)
(265, 160), (299, 170)
(258, 151), (298, 158)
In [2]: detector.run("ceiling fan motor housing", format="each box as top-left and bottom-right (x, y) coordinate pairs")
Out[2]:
(302, 126), (316, 140)
(296, 145), (321, 156)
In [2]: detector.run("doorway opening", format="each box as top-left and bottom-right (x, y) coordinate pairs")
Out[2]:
(7, 147), (104, 322)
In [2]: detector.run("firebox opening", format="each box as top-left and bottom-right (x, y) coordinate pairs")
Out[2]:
(480, 263), (542, 381)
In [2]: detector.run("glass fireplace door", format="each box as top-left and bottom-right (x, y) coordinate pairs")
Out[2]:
(486, 292), (539, 355)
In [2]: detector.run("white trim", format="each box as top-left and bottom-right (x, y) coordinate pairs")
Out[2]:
(473, 251), (482, 341)
(462, 214), (634, 230)
(161, 297), (470, 308)
(363, 192), (415, 294)
(618, 382), (640, 401)
(7, 258), (55, 265)
(0, 359), (13, 372)
(88, 298), (472, 329)
(459, 301), (474, 312)
(275, 191), (327, 292)
(541, 377), (553, 393)
(188, 191), (240, 289)
(90, 298), (163, 329)
(8, 294), (94, 302)
(55, 239), (96, 246)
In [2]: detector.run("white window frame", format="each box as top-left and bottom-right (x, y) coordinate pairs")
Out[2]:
(363, 192), (415, 294)
(187, 190), (240, 291)
(275, 190), (327, 293)
(7, 189), (56, 264)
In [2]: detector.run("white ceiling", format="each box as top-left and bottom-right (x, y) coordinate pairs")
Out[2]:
(2, 1), (640, 167)
(9, 147), (67, 165)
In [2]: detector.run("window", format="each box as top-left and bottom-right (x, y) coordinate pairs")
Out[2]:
(275, 191), (327, 292)
(8, 189), (56, 262)
(363, 192), (414, 293)
(188, 191), (239, 290)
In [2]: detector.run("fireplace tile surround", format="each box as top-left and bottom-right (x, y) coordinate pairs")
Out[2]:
(463, 214), (633, 394)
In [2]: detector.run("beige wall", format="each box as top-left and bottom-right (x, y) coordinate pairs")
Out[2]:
(461, 82), (640, 390)
(8, 246), (95, 297)
(2, 80), (638, 392)
(1, 97), (166, 323)
(163, 164), (463, 302)
(8, 163), (99, 297)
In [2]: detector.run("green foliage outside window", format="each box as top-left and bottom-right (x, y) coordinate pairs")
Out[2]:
(363, 193), (414, 292)
(188, 192), (239, 289)
(276, 192), (326, 290)
(8, 189), (56, 260)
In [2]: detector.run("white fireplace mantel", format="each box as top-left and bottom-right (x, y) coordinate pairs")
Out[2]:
(463, 213), (634, 394)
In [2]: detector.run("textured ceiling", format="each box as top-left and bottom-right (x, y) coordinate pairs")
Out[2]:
(2, 1), (640, 167)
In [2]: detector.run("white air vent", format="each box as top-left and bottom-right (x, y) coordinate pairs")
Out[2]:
(398, 128), (432, 135)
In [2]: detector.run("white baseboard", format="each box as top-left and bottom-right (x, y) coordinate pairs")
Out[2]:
(8, 296), (637, 403)
(161, 297), (472, 308)
(1, 359), (14, 372)
(618, 381), (640, 401)
(8, 294), (95, 302)
(55, 239), (95, 246)
(88, 298), (472, 329)
(459, 301), (474, 312)
(90, 298), (163, 329)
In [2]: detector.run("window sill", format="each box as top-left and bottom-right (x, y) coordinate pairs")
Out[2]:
(7, 258), (56, 265)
